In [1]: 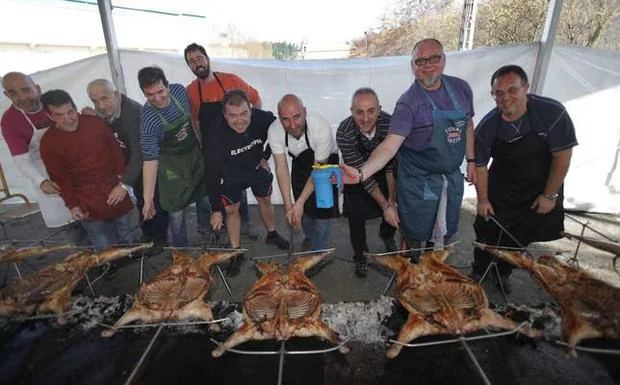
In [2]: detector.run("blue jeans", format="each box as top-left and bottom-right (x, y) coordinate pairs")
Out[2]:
(302, 214), (331, 251)
(170, 194), (212, 247)
(81, 209), (139, 251)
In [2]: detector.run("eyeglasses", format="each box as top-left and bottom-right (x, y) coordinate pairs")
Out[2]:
(188, 55), (208, 66)
(491, 85), (523, 99)
(413, 54), (443, 67)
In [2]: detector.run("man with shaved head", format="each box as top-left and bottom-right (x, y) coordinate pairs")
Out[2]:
(83, 79), (169, 253)
(268, 94), (340, 251)
(1, 72), (74, 228)
(341, 38), (476, 257)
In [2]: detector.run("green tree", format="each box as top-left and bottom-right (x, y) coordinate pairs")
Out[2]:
(272, 41), (300, 60)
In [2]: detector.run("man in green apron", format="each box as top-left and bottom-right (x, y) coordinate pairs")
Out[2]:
(138, 66), (210, 247)
(341, 38), (476, 257)
(472, 65), (578, 292)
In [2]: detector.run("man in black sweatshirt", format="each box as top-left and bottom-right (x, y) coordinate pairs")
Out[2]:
(206, 89), (289, 276)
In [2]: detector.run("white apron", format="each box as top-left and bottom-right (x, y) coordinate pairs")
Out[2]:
(21, 110), (74, 228)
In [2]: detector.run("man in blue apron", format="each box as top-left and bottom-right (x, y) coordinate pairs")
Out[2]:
(138, 67), (210, 247)
(342, 38), (476, 257)
(472, 65), (578, 292)
(184, 42), (261, 241)
(268, 94), (340, 251)
(85, 79), (169, 255)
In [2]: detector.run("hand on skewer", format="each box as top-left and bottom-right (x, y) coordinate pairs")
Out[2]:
(477, 199), (494, 220)
(286, 203), (303, 229)
(210, 211), (224, 231)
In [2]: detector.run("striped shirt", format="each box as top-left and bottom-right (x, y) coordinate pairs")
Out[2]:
(336, 111), (394, 193)
(140, 83), (193, 160)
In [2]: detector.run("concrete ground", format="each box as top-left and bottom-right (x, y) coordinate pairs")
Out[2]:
(0, 199), (619, 385)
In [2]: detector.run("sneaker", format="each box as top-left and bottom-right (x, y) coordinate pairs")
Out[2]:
(383, 237), (398, 253)
(226, 253), (244, 277)
(241, 221), (259, 241)
(354, 258), (368, 278)
(265, 231), (290, 250)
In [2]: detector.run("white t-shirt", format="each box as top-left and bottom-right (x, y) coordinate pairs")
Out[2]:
(268, 111), (336, 162)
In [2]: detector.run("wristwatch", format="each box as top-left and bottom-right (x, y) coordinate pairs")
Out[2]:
(543, 192), (559, 200)
(119, 182), (130, 192)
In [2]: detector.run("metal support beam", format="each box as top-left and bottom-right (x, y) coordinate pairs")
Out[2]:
(531, 0), (564, 94)
(97, 0), (126, 94)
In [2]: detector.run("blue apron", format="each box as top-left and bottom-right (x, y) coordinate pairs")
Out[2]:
(397, 78), (467, 242)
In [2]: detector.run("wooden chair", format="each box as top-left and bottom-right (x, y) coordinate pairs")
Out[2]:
(0, 162), (40, 238)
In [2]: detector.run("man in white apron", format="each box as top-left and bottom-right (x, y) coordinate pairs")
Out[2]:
(1, 72), (74, 228)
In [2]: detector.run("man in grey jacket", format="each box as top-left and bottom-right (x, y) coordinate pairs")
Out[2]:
(84, 79), (169, 253)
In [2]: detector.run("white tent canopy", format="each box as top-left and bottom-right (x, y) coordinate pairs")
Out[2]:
(1, 45), (619, 213)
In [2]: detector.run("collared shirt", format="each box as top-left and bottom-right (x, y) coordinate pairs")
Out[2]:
(336, 110), (393, 193)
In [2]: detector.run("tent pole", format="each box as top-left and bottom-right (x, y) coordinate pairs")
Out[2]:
(97, 0), (127, 95)
(531, 0), (563, 94)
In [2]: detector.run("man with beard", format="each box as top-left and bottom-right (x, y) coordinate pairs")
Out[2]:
(341, 38), (476, 257)
(337, 88), (398, 277)
(207, 90), (289, 276)
(84, 79), (169, 254)
(185, 42), (260, 240)
(1, 72), (74, 229)
(472, 65), (577, 292)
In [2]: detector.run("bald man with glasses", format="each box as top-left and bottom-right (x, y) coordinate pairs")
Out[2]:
(341, 38), (476, 258)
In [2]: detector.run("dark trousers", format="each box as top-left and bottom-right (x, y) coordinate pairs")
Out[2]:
(133, 179), (170, 242)
(348, 217), (396, 260)
(473, 218), (522, 276)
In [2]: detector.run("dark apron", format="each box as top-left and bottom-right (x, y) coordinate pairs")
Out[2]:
(156, 94), (206, 212)
(474, 123), (564, 246)
(397, 78), (466, 241)
(342, 137), (390, 220)
(286, 126), (340, 219)
(197, 73), (226, 145)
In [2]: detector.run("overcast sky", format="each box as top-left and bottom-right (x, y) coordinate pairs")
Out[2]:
(115, 0), (395, 44)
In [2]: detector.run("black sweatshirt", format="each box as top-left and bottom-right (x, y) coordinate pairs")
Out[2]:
(206, 108), (276, 211)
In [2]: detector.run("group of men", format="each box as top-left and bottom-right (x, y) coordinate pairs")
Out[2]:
(1, 38), (577, 287)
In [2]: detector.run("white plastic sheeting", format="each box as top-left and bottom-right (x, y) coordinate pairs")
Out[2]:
(1, 44), (619, 213)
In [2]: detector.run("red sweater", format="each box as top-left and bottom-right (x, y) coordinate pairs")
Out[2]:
(40, 114), (132, 221)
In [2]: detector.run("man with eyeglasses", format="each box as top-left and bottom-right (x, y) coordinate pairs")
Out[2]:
(184, 42), (261, 241)
(341, 38), (475, 258)
(471, 65), (577, 292)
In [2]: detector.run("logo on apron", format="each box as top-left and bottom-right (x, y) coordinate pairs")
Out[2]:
(176, 124), (189, 143)
(445, 119), (465, 144)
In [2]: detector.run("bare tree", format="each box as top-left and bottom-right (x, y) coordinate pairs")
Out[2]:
(559, 0), (620, 47)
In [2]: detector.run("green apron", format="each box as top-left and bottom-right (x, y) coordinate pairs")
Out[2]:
(155, 94), (206, 212)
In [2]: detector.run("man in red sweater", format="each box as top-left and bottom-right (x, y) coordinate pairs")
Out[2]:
(40, 89), (138, 250)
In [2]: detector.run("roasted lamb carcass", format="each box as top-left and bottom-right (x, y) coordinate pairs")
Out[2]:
(369, 249), (542, 359)
(0, 243), (76, 265)
(0, 244), (150, 323)
(212, 249), (349, 357)
(102, 249), (240, 337)
(475, 243), (620, 356)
